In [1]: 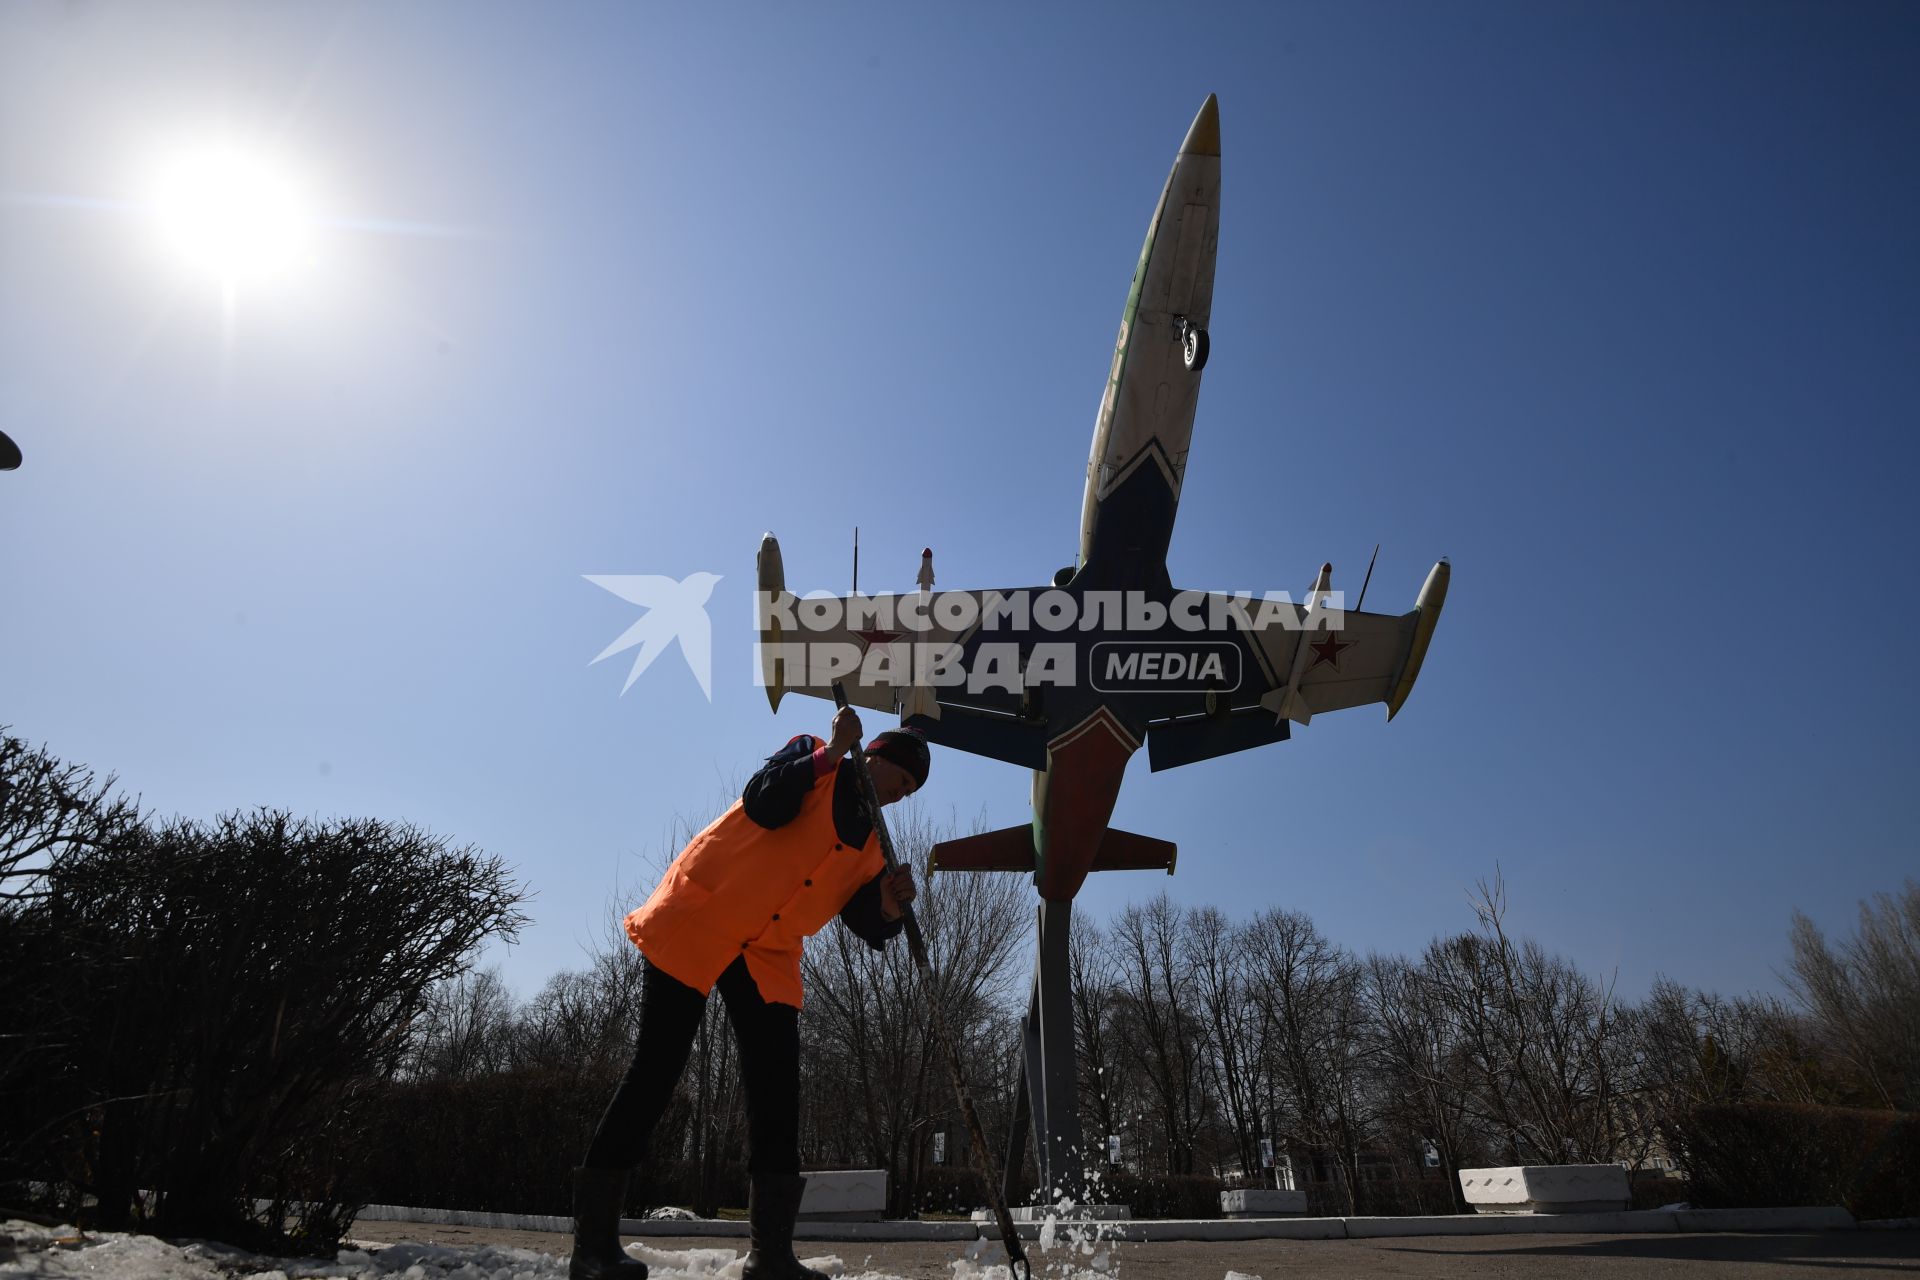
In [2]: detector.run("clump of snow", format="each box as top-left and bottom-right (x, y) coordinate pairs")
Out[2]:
(0, 1222), (849, 1280)
(622, 1242), (848, 1278)
(645, 1206), (698, 1221)
(3, 1219), (1136, 1280)
(1223, 1273), (1263, 1280)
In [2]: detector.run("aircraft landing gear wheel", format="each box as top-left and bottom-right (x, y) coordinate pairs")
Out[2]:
(1182, 323), (1210, 373)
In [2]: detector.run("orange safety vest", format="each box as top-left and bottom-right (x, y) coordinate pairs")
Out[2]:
(625, 765), (883, 1007)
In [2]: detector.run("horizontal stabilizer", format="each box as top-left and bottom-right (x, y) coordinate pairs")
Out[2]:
(1091, 827), (1178, 875)
(931, 825), (1035, 873)
(931, 825), (1177, 877)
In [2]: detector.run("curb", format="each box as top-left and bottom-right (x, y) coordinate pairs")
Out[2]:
(1341, 1211), (1678, 1239)
(349, 1204), (977, 1242)
(350, 1202), (1868, 1244)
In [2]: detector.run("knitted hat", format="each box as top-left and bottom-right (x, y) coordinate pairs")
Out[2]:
(865, 727), (931, 789)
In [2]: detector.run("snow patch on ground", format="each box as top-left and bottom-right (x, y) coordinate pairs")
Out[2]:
(2, 1219), (1140, 1280)
(2, 1221), (831, 1280)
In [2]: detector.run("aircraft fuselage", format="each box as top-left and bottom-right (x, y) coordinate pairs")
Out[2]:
(1032, 96), (1221, 899)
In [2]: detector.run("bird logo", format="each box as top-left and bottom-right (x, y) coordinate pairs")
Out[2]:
(584, 572), (723, 699)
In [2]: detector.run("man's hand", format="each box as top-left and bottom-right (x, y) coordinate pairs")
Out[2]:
(827, 705), (863, 758)
(878, 866), (916, 921)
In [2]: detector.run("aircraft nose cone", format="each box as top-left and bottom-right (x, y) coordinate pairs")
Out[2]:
(1180, 93), (1220, 156)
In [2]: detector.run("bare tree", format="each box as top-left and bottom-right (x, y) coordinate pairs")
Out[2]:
(513, 940), (649, 1081)
(1108, 894), (1210, 1175)
(1186, 906), (1266, 1179)
(1786, 881), (1920, 1110)
(404, 968), (517, 1082)
(1068, 916), (1126, 1161)
(800, 805), (1029, 1214)
(1625, 979), (1808, 1108)
(1365, 951), (1475, 1209)
(1242, 907), (1372, 1210)
(1416, 874), (1633, 1165)
(0, 730), (141, 901)
(0, 731), (144, 1182)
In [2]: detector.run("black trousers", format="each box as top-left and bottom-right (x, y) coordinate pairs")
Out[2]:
(583, 955), (800, 1176)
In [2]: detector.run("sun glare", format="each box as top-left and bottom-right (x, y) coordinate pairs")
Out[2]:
(149, 141), (317, 288)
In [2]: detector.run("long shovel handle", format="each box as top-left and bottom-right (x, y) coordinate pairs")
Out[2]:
(831, 685), (1030, 1280)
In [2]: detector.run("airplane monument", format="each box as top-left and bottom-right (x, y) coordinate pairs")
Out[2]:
(755, 94), (1448, 1204)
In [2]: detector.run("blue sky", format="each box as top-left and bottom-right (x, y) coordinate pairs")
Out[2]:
(3, 1), (1915, 1005)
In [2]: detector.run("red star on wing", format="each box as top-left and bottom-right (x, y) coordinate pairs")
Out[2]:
(1307, 633), (1351, 671)
(853, 628), (902, 652)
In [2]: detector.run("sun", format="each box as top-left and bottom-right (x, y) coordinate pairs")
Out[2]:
(148, 141), (317, 288)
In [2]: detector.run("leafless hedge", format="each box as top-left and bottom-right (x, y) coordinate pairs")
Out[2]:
(0, 729), (527, 1250)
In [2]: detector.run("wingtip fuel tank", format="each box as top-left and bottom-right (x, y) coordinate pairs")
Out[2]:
(1386, 559), (1450, 721)
(757, 533), (787, 712)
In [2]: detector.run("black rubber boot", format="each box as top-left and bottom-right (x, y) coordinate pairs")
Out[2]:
(741, 1174), (828, 1280)
(569, 1167), (650, 1280)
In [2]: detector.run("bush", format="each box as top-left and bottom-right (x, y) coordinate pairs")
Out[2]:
(1663, 1103), (1920, 1220)
(335, 1067), (749, 1217)
(1630, 1175), (1692, 1211)
(1342, 1174), (1457, 1217)
(910, 1165), (1005, 1217)
(29, 808), (526, 1251)
(911, 1165), (1233, 1222)
(1087, 1169), (1223, 1219)
(348, 1068), (607, 1214)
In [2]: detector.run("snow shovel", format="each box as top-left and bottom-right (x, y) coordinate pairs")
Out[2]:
(832, 683), (1031, 1280)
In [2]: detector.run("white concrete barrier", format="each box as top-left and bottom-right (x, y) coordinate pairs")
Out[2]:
(1220, 1189), (1307, 1218)
(797, 1169), (886, 1222)
(1459, 1164), (1631, 1213)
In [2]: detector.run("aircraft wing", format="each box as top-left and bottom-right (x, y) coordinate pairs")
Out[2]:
(757, 586), (1058, 770)
(757, 534), (1057, 767)
(1145, 560), (1449, 771)
(758, 586), (1031, 715)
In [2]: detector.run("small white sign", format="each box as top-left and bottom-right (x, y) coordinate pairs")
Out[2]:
(1260, 1137), (1274, 1168)
(1107, 1135), (1121, 1164)
(1423, 1141), (1441, 1169)
(933, 1132), (946, 1165)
